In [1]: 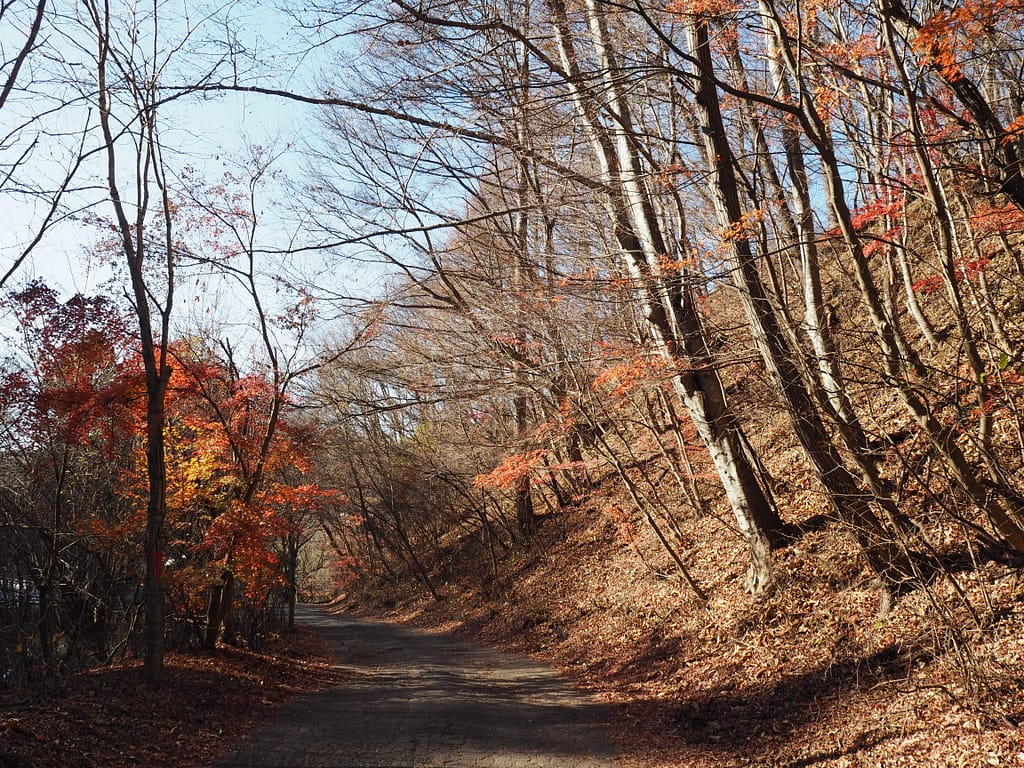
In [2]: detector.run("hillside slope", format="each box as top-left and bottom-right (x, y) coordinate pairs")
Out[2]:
(341, 415), (1024, 767)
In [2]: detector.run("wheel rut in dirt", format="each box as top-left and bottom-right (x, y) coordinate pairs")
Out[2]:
(217, 604), (617, 768)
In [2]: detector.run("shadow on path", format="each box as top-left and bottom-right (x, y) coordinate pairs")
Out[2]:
(216, 604), (617, 768)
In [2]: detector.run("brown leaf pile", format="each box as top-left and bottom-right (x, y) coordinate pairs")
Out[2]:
(0, 628), (347, 768)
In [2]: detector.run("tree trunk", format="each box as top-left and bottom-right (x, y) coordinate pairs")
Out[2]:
(219, 571), (237, 646)
(546, 0), (783, 591)
(203, 583), (223, 650)
(142, 389), (169, 677)
(688, 17), (917, 585)
(759, 0), (1024, 554)
(90, 0), (175, 683)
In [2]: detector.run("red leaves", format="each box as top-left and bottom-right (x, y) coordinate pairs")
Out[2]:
(848, 193), (905, 232)
(1, 280), (144, 453)
(203, 501), (285, 597)
(473, 449), (548, 491)
(911, 256), (990, 294)
(0, 281), (332, 612)
(968, 201), (1024, 235)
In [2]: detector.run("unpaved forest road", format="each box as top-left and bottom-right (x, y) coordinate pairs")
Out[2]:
(216, 604), (618, 768)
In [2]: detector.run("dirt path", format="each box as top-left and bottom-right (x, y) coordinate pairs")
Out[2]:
(216, 604), (618, 768)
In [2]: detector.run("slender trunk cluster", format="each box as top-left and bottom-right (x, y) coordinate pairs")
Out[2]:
(290, 0), (1024, 599)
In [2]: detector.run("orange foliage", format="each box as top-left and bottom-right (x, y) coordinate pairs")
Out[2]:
(1, 276), (330, 635)
(913, 0), (1024, 81)
(818, 35), (883, 69)
(117, 344), (337, 608)
(593, 354), (681, 397)
(1001, 114), (1024, 145)
(664, 0), (739, 16)
(473, 450), (549, 491)
(718, 208), (766, 243)
(655, 253), (698, 274)
(653, 162), (695, 191)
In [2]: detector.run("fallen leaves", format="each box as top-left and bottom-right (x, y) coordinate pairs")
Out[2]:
(0, 627), (347, 768)
(340, 478), (1024, 768)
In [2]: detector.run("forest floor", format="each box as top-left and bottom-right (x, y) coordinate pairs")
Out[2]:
(340, 438), (1024, 767)
(5, 447), (1024, 767)
(0, 626), (348, 768)
(2, 512), (1022, 768)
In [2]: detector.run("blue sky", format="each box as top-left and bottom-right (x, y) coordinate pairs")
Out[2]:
(0, 0), (399, 363)
(1, 0), (359, 292)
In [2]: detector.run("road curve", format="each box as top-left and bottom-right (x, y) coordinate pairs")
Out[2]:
(216, 604), (618, 768)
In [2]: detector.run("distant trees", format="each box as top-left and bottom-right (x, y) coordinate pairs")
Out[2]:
(293, 0), (785, 590)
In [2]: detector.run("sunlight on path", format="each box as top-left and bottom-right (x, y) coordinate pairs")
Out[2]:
(216, 604), (618, 768)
